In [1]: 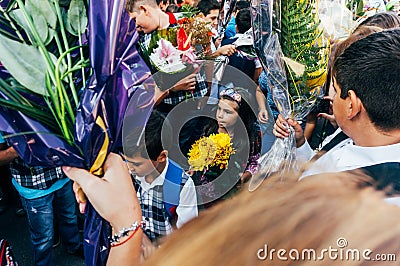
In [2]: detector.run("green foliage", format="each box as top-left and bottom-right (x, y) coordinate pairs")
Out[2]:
(0, 0), (90, 144)
(346, 0), (365, 18)
(179, 4), (200, 18)
(279, 0), (327, 97)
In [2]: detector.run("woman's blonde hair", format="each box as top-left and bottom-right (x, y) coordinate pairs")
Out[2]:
(145, 171), (400, 265)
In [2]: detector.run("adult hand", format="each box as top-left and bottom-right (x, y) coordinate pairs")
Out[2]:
(62, 153), (141, 231)
(273, 114), (306, 148)
(258, 109), (269, 124)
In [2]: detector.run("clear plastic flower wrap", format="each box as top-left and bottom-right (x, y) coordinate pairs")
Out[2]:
(249, 0), (328, 191)
(318, 0), (356, 40)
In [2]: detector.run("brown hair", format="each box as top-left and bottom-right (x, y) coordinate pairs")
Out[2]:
(145, 171), (400, 265)
(126, 0), (158, 13)
(333, 26), (383, 61)
(353, 12), (400, 34)
(324, 12), (400, 93)
(323, 25), (383, 94)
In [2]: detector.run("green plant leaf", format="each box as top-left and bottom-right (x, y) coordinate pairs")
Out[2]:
(67, 0), (87, 36)
(9, 7), (50, 45)
(0, 35), (57, 96)
(9, 3), (49, 45)
(26, 0), (57, 44)
(28, 0), (57, 29)
(25, 0), (50, 45)
(62, 8), (74, 35)
(9, 9), (34, 41)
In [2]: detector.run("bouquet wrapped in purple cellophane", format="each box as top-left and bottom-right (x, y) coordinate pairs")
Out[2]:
(0, 0), (155, 264)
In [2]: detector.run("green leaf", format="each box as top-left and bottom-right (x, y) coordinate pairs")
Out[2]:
(63, 8), (74, 35)
(356, 0), (364, 15)
(67, 0), (87, 36)
(28, 0), (57, 29)
(9, 7), (50, 45)
(0, 35), (57, 96)
(26, 0), (57, 44)
(9, 9), (34, 41)
(25, 0), (50, 45)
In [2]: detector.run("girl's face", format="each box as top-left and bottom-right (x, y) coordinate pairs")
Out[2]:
(216, 98), (239, 131)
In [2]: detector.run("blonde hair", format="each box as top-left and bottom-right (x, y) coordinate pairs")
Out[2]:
(145, 171), (400, 265)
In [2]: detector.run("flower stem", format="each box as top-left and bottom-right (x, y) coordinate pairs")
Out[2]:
(53, 0), (79, 107)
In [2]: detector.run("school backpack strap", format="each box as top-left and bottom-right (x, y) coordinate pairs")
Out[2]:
(358, 162), (400, 196)
(320, 131), (349, 152)
(164, 159), (184, 223)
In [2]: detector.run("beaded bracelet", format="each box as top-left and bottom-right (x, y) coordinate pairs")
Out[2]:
(110, 221), (146, 247)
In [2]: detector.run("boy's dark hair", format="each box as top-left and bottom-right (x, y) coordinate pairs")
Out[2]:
(354, 12), (400, 33)
(126, 0), (158, 13)
(235, 8), (251, 34)
(333, 29), (400, 131)
(125, 110), (172, 161)
(234, 1), (250, 13)
(197, 0), (220, 16)
(167, 4), (180, 13)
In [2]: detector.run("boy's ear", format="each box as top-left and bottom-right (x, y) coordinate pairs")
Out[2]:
(157, 150), (168, 163)
(139, 5), (151, 15)
(347, 90), (362, 119)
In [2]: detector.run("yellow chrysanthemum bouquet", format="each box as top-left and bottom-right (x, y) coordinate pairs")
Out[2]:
(188, 133), (236, 171)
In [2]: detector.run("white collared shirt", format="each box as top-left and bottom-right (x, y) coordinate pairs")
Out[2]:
(134, 159), (198, 228)
(296, 129), (400, 179)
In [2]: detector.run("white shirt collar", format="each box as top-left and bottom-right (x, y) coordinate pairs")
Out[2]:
(301, 139), (400, 178)
(134, 159), (169, 190)
(335, 141), (400, 169)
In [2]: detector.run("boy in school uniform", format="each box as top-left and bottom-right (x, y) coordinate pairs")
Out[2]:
(121, 110), (198, 243)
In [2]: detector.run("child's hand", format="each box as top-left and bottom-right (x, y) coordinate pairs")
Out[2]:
(317, 96), (338, 129)
(216, 44), (236, 57)
(273, 114), (306, 148)
(240, 172), (252, 184)
(171, 73), (197, 92)
(258, 109), (269, 124)
(140, 234), (157, 262)
(186, 170), (195, 176)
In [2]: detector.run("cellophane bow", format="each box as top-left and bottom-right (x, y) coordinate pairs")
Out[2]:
(249, 0), (329, 191)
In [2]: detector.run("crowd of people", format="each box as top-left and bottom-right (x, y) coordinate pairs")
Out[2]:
(1, 0), (400, 265)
